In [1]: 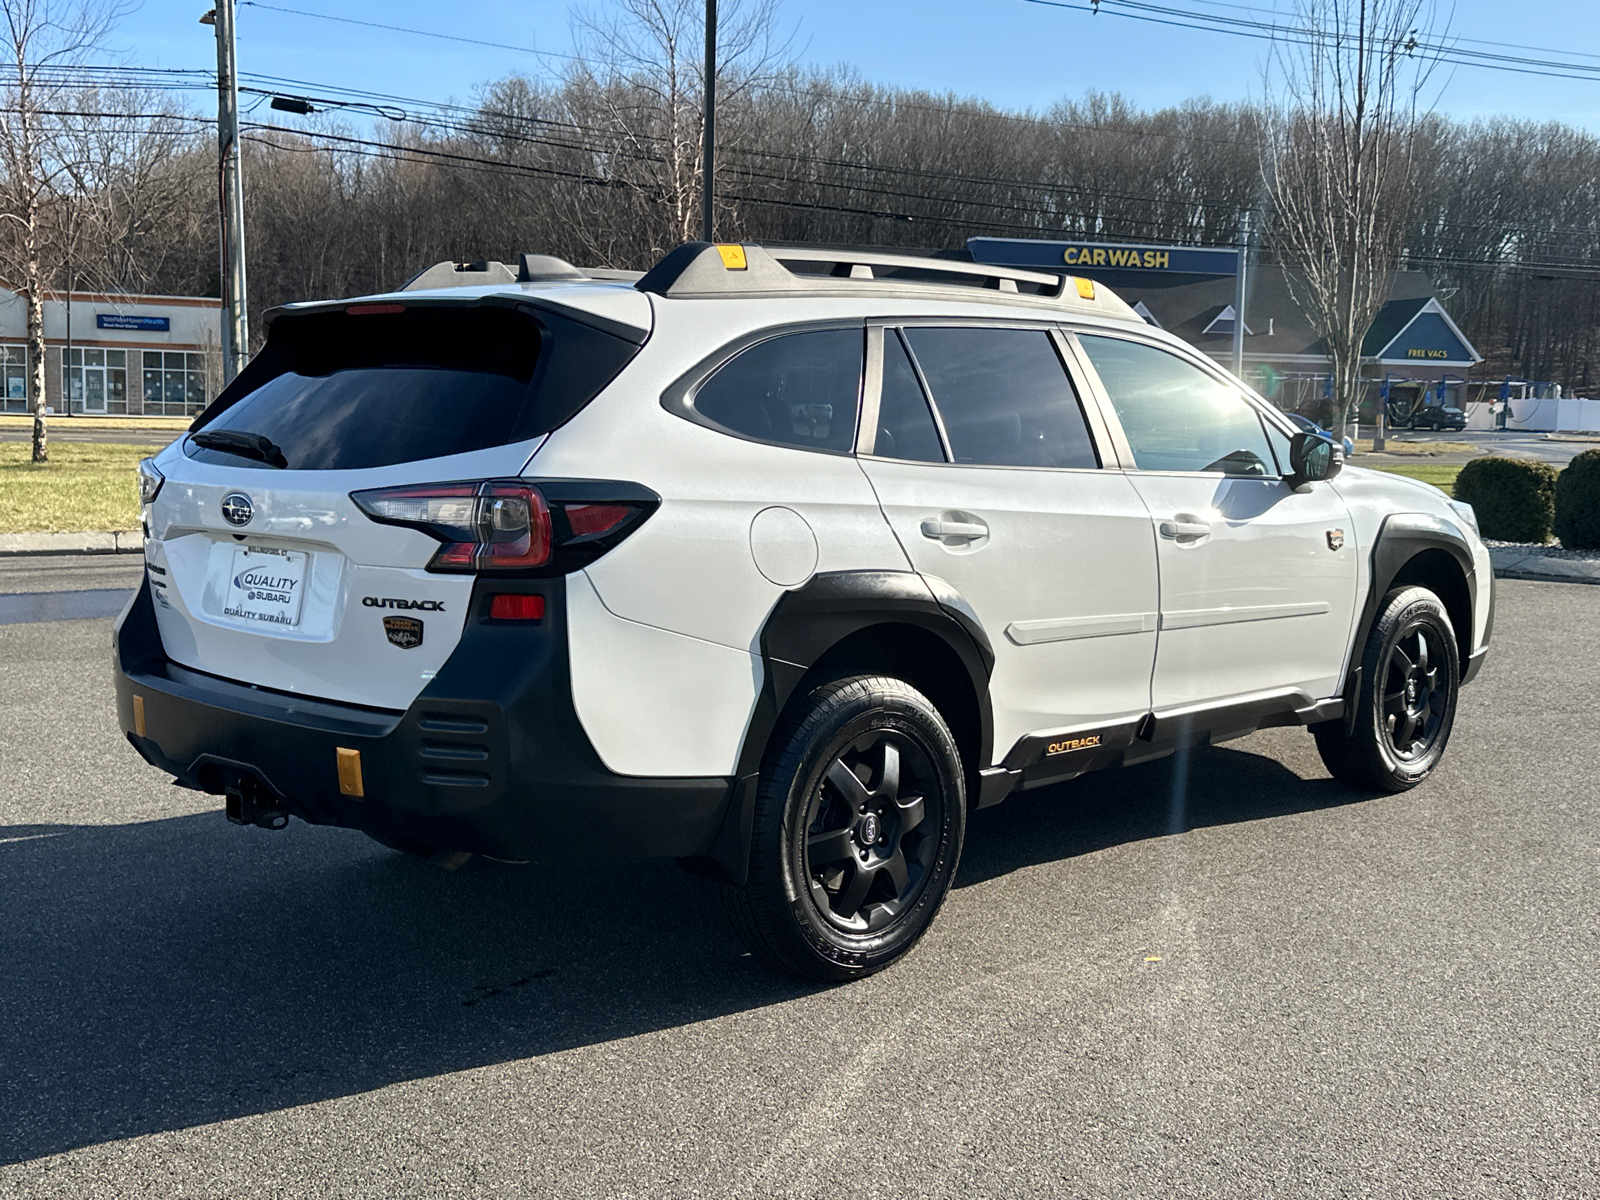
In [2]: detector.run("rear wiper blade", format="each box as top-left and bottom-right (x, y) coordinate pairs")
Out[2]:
(191, 429), (288, 469)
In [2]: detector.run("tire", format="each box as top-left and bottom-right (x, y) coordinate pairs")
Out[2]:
(721, 675), (967, 982)
(1314, 586), (1460, 793)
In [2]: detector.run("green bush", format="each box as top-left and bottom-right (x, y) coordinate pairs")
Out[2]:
(1553, 448), (1600, 551)
(1452, 456), (1558, 543)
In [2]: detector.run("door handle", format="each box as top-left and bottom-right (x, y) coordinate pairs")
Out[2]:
(1159, 518), (1212, 540)
(921, 518), (989, 541)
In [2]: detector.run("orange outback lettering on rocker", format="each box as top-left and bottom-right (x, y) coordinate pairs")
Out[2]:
(1046, 734), (1102, 756)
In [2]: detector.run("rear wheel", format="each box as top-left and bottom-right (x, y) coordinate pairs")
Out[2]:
(1315, 586), (1460, 792)
(722, 675), (966, 982)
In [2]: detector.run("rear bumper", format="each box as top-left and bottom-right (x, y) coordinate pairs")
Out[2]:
(113, 578), (735, 861)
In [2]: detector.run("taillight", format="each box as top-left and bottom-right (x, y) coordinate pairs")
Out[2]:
(351, 479), (658, 575)
(352, 481), (550, 572)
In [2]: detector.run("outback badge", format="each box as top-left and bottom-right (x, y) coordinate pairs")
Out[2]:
(1327, 529), (1346, 551)
(383, 615), (425, 650)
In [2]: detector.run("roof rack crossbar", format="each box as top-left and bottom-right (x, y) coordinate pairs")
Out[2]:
(764, 245), (1064, 291)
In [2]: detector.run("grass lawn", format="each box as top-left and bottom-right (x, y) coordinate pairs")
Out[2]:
(1364, 462), (1461, 493)
(0, 441), (147, 533)
(1351, 438), (1479, 457)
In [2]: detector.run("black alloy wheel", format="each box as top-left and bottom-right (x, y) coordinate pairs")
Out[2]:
(1314, 586), (1461, 792)
(1380, 622), (1449, 762)
(799, 731), (941, 934)
(722, 674), (966, 982)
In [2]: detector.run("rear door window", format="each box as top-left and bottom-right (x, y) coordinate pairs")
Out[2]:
(872, 331), (946, 462)
(187, 304), (638, 471)
(901, 327), (1099, 469)
(691, 329), (863, 453)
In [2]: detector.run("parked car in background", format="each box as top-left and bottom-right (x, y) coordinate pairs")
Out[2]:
(1410, 403), (1469, 431)
(1284, 411), (1357, 458)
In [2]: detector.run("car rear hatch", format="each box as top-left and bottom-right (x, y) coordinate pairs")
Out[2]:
(142, 294), (647, 710)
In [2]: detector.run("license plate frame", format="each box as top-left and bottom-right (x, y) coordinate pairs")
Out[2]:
(221, 545), (309, 628)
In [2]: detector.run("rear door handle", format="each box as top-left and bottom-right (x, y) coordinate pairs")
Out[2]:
(921, 518), (989, 540)
(1159, 518), (1212, 540)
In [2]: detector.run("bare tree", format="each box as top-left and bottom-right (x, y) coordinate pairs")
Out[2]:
(565, 0), (794, 259)
(1265, 0), (1445, 434)
(0, 0), (125, 461)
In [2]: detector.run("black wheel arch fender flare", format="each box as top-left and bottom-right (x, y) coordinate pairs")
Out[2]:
(703, 570), (995, 885)
(1338, 512), (1485, 727)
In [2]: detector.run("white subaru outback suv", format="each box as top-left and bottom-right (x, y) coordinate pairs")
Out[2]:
(117, 242), (1493, 981)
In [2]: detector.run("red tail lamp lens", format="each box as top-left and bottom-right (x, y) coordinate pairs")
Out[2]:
(564, 503), (633, 537)
(351, 481), (550, 571)
(489, 594), (546, 621)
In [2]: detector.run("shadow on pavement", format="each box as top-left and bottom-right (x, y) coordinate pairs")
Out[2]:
(0, 741), (1373, 1165)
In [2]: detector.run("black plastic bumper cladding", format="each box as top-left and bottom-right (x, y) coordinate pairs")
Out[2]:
(113, 579), (734, 861)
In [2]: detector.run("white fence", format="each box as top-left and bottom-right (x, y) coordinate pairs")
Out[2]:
(1506, 397), (1600, 432)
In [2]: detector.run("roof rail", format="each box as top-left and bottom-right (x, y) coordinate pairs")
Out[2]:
(634, 241), (1137, 319)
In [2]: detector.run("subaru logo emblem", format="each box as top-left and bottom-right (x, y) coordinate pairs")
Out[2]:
(220, 493), (254, 527)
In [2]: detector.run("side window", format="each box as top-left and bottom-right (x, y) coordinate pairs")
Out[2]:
(692, 329), (863, 453)
(1077, 335), (1275, 476)
(901, 327), (1099, 469)
(873, 330), (946, 462)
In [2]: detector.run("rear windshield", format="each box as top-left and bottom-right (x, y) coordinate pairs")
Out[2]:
(186, 303), (638, 471)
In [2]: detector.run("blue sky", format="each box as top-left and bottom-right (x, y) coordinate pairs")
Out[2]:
(113, 0), (1600, 130)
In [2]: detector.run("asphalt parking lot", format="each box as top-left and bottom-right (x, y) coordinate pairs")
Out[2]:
(1, 560), (1596, 1199)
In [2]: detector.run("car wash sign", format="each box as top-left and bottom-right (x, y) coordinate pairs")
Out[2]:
(968, 237), (1240, 276)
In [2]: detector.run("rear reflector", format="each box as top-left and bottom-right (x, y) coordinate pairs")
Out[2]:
(564, 503), (632, 537)
(336, 747), (365, 797)
(489, 594), (545, 621)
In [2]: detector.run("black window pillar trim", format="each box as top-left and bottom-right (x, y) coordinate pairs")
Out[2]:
(704, 569), (996, 885)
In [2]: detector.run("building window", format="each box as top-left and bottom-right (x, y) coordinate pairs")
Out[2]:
(66, 348), (129, 414)
(142, 350), (209, 416)
(1, 345), (27, 413)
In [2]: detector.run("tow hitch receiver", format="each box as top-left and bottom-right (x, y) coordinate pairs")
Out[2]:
(225, 776), (289, 830)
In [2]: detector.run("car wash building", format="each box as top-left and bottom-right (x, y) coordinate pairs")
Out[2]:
(0, 281), (223, 418)
(966, 237), (1483, 422)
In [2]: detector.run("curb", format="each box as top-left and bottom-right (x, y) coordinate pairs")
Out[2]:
(0, 531), (143, 556)
(1488, 548), (1600, 586)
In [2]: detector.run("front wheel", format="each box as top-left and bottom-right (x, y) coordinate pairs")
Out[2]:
(1314, 586), (1460, 792)
(722, 675), (967, 982)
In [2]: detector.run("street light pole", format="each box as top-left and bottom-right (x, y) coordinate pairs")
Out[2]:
(701, 0), (716, 243)
(207, 0), (249, 384)
(1231, 208), (1250, 379)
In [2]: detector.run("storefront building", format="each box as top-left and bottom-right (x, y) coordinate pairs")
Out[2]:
(966, 238), (1482, 417)
(0, 282), (223, 418)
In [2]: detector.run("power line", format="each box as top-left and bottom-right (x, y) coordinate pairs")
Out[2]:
(1023, 0), (1600, 85)
(238, 2), (544, 59)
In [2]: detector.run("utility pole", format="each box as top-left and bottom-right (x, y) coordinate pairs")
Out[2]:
(205, 0), (248, 384)
(1231, 208), (1250, 379)
(701, 0), (716, 243)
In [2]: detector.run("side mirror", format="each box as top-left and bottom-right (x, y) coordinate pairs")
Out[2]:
(1287, 431), (1343, 488)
